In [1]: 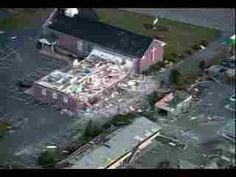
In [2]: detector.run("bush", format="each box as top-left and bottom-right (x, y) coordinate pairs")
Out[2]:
(200, 40), (209, 47)
(157, 61), (166, 68)
(192, 44), (201, 50)
(157, 160), (171, 169)
(143, 23), (153, 29)
(171, 53), (178, 59)
(169, 69), (181, 85)
(198, 60), (206, 72)
(177, 54), (186, 60)
(167, 57), (176, 63)
(185, 50), (192, 55)
(0, 122), (12, 136)
(109, 113), (136, 127)
(38, 149), (59, 168)
(82, 120), (104, 141)
(142, 61), (165, 74)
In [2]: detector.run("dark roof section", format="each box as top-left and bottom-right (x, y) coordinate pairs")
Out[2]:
(42, 33), (59, 43)
(47, 12), (153, 58)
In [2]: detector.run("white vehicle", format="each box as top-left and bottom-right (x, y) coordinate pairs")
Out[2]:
(229, 94), (236, 102)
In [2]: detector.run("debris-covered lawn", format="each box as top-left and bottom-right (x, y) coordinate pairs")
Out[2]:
(130, 76), (235, 168)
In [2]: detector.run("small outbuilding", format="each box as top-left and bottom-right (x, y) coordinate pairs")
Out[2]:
(155, 91), (192, 116)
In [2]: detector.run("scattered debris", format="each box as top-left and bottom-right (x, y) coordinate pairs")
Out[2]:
(209, 76), (224, 87)
(199, 45), (206, 50)
(46, 146), (57, 149)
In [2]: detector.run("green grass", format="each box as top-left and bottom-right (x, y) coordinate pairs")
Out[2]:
(107, 113), (136, 126)
(0, 9), (52, 31)
(95, 9), (218, 61)
(0, 122), (11, 134)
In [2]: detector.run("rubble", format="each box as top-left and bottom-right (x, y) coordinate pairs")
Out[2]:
(32, 51), (130, 113)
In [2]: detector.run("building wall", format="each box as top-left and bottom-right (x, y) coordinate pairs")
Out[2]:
(58, 34), (80, 55)
(137, 39), (165, 73)
(57, 33), (93, 57)
(32, 84), (78, 112)
(44, 28), (165, 74)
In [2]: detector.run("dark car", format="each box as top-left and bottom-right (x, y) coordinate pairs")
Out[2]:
(16, 79), (33, 88)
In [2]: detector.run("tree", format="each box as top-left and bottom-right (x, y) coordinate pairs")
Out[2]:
(38, 149), (59, 168)
(169, 69), (181, 85)
(157, 160), (171, 169)
(82, 120), (103, 141)
(83, 120), (93, 138)
(198, 60), (206, 72)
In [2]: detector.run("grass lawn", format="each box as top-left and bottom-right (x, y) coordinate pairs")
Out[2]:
(0, 9), (52, 31)
(95, 9), (218, 61)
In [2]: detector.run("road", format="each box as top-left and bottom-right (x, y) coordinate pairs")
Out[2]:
(123, 9), (235, 33)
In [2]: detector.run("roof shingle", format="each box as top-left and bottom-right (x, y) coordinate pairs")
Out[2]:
(47, 11), (153, 58)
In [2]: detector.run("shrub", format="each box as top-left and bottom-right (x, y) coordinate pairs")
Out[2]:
(38, 149), (59, 168)
(143, 23), (152, 29)
(109, 113), (136, 127)
(157, 61), (166, 68)
(0, 121), (12, 137)
(177, 54), (186, 60)
(146, 91), (159, 106)
(82, 120), (104, 141)
(169, 69), (181, 85)
(171, 53), (178, 59)
(192, 44), (201, 50)
(200, 40), (209, 47)
(198, 60), (206, 72)
(157, 160), (171, 169)
(167, 57), (175, 63)
(185, 50), (192, 55)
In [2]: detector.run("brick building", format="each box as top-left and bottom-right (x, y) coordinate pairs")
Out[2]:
(40, 9), (166, 74)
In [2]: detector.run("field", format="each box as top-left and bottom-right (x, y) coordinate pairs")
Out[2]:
(0, 9), (52, 31)
(95, 9), (218, 61)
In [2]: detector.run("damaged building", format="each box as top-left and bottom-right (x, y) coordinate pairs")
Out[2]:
(154, 91), (192, 116)
(32, 8), (166, 113)
(63, 117), (161, 169)
(38, 8), (166, 74)
(32, 52), (130, 113)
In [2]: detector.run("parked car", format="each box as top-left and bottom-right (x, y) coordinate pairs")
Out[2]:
(16, 79), (33, 88)
(229, 94), (236, 102)
(222, 60), (235, 69)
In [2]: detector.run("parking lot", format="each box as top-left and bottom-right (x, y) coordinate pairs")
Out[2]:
(0, 30), (77, 166)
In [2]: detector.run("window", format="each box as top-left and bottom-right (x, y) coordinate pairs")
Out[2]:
(42, 88), (46, 96)
(63, 96), (68, 103)
(77, 40), (83, 51)
(52, 92), (57, 99)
